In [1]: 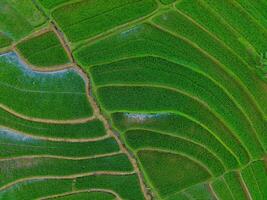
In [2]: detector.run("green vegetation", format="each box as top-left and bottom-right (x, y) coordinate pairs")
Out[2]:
(137, 150), (211, 197)
(1, 0), (267, 199)
(51, 0), (158, 42)
(52, 192), (116, 200)
(0, 52), (92, 120)
(0, 154), (132, 188)
(0, 0), (46, 41)
(17, 31), (69, 67)
(0, 179), (72, 200)
(0, 33), (12, 48)
(0, 129), (119, 157)
(76, 174), (145, 200)
(0, 108), (105, 139)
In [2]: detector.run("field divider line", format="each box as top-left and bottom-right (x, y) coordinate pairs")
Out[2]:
(207, 184), (220, 200)
(0, 171), (136, 192)
(148, 22), (266, 153)
(237, 171), (253, 200)
(0, 125), (110, 142)
(0, 151), (122, 162)
(0, 104), (95, 124)
(39, 189), (122, 200)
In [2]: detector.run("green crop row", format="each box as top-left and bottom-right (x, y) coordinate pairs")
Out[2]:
(202, 0), (267, 54)
(0, 154), (132, 188)
(97, 85), (263, 159)
(0, 52), (92, 120)
(51, 0), (158, 42)
(113, 111), (248, 167)
(76, 174), (145, 200)
(0, 174), (144, 200)
(0, 129), (119, 158)
(75, 23), (267, 150)
(241, 160), (267, 199)
(52, 191), (116, 200)
(17, 31), (69, 67)
(0, 108), (105, 139)
(125, 129), (224, 176)
(152, 9), (267, 115)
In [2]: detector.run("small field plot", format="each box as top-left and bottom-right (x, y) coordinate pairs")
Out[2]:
(16, 31), (70, 67)
(0, 52), (92, 120)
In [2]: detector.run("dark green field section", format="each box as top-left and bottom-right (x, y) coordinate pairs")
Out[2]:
(0, 174), (144, 200)
(0, 52), (92, 120)
(0, 0), (46, 41)
(16, 31), (69, 67)
(0, 108), (105, 139)
(0, 129), (118, 158)
(73, 1), (267, 198)
(39, 0), (158, 43)
(48, 191), (116, 200)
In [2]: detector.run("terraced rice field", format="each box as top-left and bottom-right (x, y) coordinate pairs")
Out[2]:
(1, 0), (267, 199)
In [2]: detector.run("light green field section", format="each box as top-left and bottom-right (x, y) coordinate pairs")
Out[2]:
(16, 31), (70, 67)
(0, 52), (92, 120)
(0, 0), (46, 42)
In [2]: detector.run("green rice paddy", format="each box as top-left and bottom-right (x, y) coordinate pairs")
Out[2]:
(1, 0), (267, 199)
